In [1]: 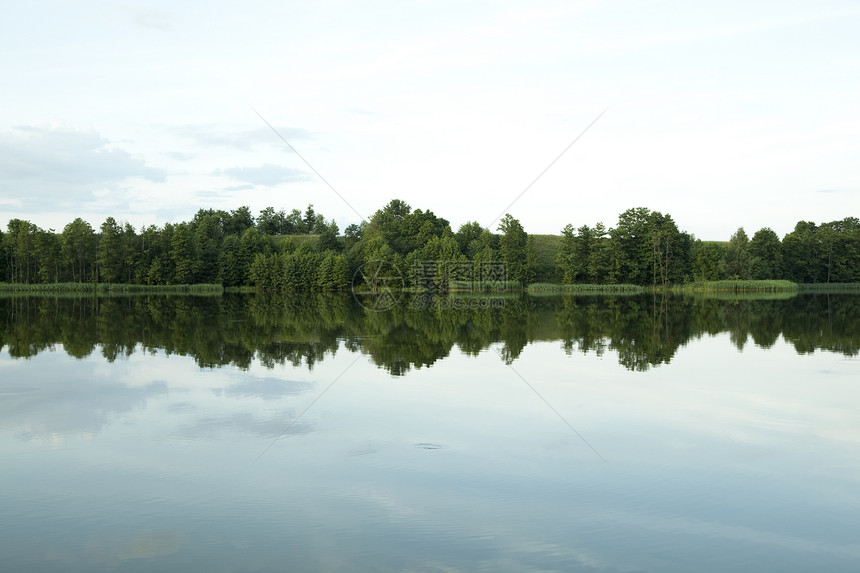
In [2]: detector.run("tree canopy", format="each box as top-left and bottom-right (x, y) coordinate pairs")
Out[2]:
(1, 202), (857, 289)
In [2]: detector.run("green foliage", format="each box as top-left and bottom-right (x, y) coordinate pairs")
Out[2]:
(527, 234), (560, 283)
(691, 240), (726, 282)
(97, 217), (124, 283)
(454, 221), (484, 259)
(675, 280), (798, 292)
(724, 227), (751, 279)
(317, 220), (341, 252)
(748, 227), (783, 279)
(527, 283), (643, 294)
(0, 282), (223, 294)
(497, 214), (536, 285)
(2, 203), (857, 292)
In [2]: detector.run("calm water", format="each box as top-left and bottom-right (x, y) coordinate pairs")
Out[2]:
(1, 293), (859, 572)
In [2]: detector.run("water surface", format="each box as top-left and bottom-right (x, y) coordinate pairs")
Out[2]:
(1, 293), (858, 572)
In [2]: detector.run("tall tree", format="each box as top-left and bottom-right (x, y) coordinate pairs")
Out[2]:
(257, 207), (288, 235)
(97, 217), (124, 283)
(226, 206), (255, 235)
(586, 222), (611, 283)
(748, 227), (782, 279)
(782, 222), (820, 283)
(498, 214), (533, 284)
(218, 234), (242, 286)
(34, 228), (62, 283)
(5, 219), (40, 283)
(170, 223), (197, 284)
(454, 221), (484, 260)
(195, 213), (223, 283)
(648, 211), (682, 287)
(303, 204), (317, 234)
(317, 220), (341, 252)
(609, 207), (653, 284)
(724, 227), (751, 279)
(61, 218), (96, 283)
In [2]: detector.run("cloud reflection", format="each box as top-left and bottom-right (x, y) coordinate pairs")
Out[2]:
(0, 372), (167, 440)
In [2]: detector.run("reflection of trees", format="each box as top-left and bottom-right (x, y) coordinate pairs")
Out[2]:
(555, 294), (693, 371)
(555, 294), (859, 370)
(1, 293), (858, 374)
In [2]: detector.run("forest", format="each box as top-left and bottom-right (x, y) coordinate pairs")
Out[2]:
(1, 200), (858, 290)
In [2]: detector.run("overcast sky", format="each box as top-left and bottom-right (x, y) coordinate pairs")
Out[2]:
(2, 0), (858, 240)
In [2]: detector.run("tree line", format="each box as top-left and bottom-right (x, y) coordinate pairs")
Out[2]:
(555, 208), (859, 286)
(1, 201), (858, 289)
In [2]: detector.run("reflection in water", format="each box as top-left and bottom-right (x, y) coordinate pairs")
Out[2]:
(1, 293), (859, 572)
(0, 356), (167, 439)
(1, 292), (857, 373)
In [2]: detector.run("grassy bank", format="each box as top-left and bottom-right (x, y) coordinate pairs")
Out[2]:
(796, 282), (860, 293)
(529, 234), (562, 283)
(448, 280), (522, 291)
(224, 286), (257, 294)
(673, 280), (799, 293)
(0, 282), (224, 295)
(527, 283), (644, 294)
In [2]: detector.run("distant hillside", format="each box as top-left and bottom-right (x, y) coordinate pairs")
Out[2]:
(530, 234), (562, 283)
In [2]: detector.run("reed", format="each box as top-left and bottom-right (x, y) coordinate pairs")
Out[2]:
(674, 280), (798, 293)
(796, 283), (860, 293)
(447, 280), (522, 291)
(679, 291), (798, 301)
(0, 282), (224, 294)
(527, 283), (644, 294)
(224, 286), (258, 294)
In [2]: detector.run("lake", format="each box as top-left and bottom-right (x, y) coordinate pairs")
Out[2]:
(1, 292), (859, 572)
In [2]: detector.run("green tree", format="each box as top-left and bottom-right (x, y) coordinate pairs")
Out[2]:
(690, 240), (726, 282)
(34, 228), (62, 283)
(257, 207), (288, 235)
(218, 234), (243, 286)
(249, 252), (276, 289)
(195, 214), (223, 283)
(318, 220), (341, 252)
(238, 227), (271, 285)
(285, 209), (306, 234)
(0, 228), (7, 282)
(61, 218), (97, 283)
(170, 223), (197, 284)
(724, 227), (751, 279)
(609, 207), (653, 285)
(555, 224), (587, 283)
(303, 204), (317, 233)
(226, 206), (255, 235)
(343, 223), (363, 251)
(119, 223), (139, 283)
(822, 217), (860, 282)
(454, 221), (484, 259)
(782, 222), (820, 283)
(748, 227), (783, 279)
(5, 219), (40, 283)
(97, 217), (124, 283)
(498, 214), (534, 285)
(648, 211), (683, 287)
(331, 254), (350, 291)
(586, 222), (611, 283)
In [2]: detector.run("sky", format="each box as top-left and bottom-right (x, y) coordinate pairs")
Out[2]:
(1, 0), (859, 241)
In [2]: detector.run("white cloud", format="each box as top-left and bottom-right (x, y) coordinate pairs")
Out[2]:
(215, 163), (310, 186)
(120, 3), (173, 31)
(176, 125), (312, 151)
(0, 0), (858, 237)
(0, 124), (165, 210)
